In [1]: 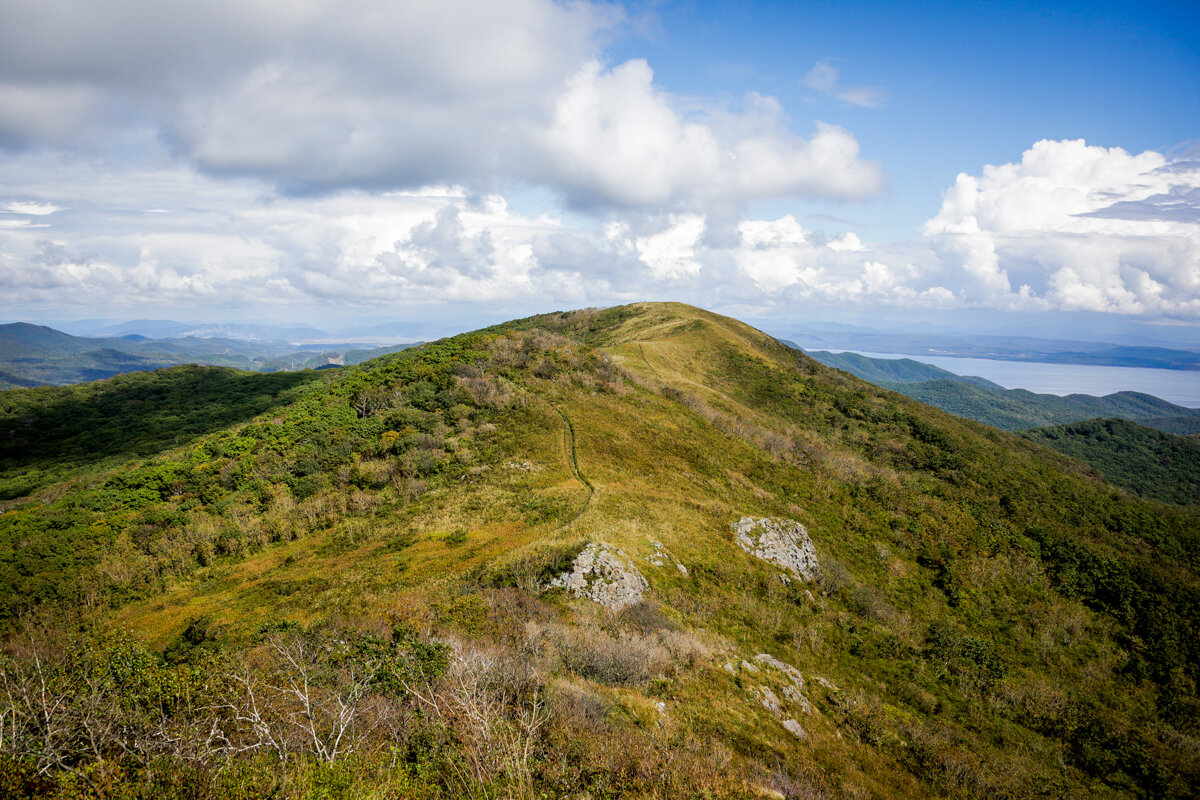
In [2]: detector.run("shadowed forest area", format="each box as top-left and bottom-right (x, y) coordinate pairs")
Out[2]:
(0, 367), (321, 500)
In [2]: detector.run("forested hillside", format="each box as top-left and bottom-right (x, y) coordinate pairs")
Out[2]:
(1022, 418), (1200, 506)
(0, 303), (1196, 799)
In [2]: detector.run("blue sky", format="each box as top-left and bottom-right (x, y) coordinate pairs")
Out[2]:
(613, 0), (1200, 239)
(0, 0), (1197, 336)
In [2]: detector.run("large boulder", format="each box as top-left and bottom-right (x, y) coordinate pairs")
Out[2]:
(549, 543), (649, 610)
(733, 517), (821, 582)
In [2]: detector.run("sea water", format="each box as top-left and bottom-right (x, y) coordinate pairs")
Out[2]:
(832, 351), (1200, 409)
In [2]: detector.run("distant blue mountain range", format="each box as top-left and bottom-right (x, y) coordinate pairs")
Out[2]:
(0, 323), (417, 389)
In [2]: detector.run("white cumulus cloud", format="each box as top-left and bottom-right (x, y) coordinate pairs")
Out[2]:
(0, 0), (884, 214)
(635, 215), (706, 280)
(923, 139), (1200, 314)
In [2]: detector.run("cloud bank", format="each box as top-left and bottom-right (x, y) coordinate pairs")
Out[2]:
(923, 139), (1200, 315)
(0, 2), (1194, 322)
(0, 0), (882, 212)
(5, 138), (1194, 320)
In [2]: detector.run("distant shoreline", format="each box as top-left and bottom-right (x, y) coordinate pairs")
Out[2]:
(820, 349), (1200, 408)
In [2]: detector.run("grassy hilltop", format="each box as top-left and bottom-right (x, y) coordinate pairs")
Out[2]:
(0, 302), (1197, 799)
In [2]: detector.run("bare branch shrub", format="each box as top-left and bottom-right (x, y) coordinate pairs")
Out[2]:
(0, 619), (222, 779)
(406, 642), (550, 799)
(212, 632), (405, 766)
(538, 622), (711, 688)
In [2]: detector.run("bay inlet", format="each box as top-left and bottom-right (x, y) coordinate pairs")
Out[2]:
(829, 351), (1200, 408)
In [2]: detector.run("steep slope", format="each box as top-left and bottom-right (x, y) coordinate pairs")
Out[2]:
(1, 303), (1197, 799)
(1022, 418), (1200, 505)
(0, 366), (322, 501)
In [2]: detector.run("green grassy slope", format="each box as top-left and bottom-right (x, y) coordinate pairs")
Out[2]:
(1, 303), (1197, 799)
(1022, 418), (1200, 506)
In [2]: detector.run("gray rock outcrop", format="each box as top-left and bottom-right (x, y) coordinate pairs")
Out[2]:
(756, 684), (808, 739)
(733, 517), (821, 582)
(549, 543), (648, 610)
(755, 653), (806, 690)
(753, 653), (815, 715)
(756, 686), (782, 716)
(781, 718), (807, 739)
(727, 656), (817, 740)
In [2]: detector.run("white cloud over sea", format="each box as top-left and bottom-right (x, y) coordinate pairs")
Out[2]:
(923, 140), (1200, 315)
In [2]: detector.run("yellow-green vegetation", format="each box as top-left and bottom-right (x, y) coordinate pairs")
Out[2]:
(1, 302), (1197, 799)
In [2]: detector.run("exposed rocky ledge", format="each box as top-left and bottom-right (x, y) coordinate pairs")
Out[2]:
(733, 517), (821, 582)
(549, 543), (649, 610)
(726, 654), (818, 740)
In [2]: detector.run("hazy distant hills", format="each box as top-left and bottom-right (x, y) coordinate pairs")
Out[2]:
(53, 317), (456, 343)
(805, 348), (1200, 434)
(790, 330), (1200, 370)
(0, 322), (418, 388)
(53, 318), (328, 341)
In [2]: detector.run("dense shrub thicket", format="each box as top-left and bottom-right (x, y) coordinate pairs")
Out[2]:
(0, 616), (754, 800)
(1022, 417), (1200, 505)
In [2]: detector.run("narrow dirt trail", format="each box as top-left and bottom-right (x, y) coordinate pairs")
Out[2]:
(638, 343), (663, 379)
(552, 403), (594, 527)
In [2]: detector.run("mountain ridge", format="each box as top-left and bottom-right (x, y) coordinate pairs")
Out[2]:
(0, 322), (419, 388)
(1, 302), (1197, 799)
(803, 349), (1003, 389)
